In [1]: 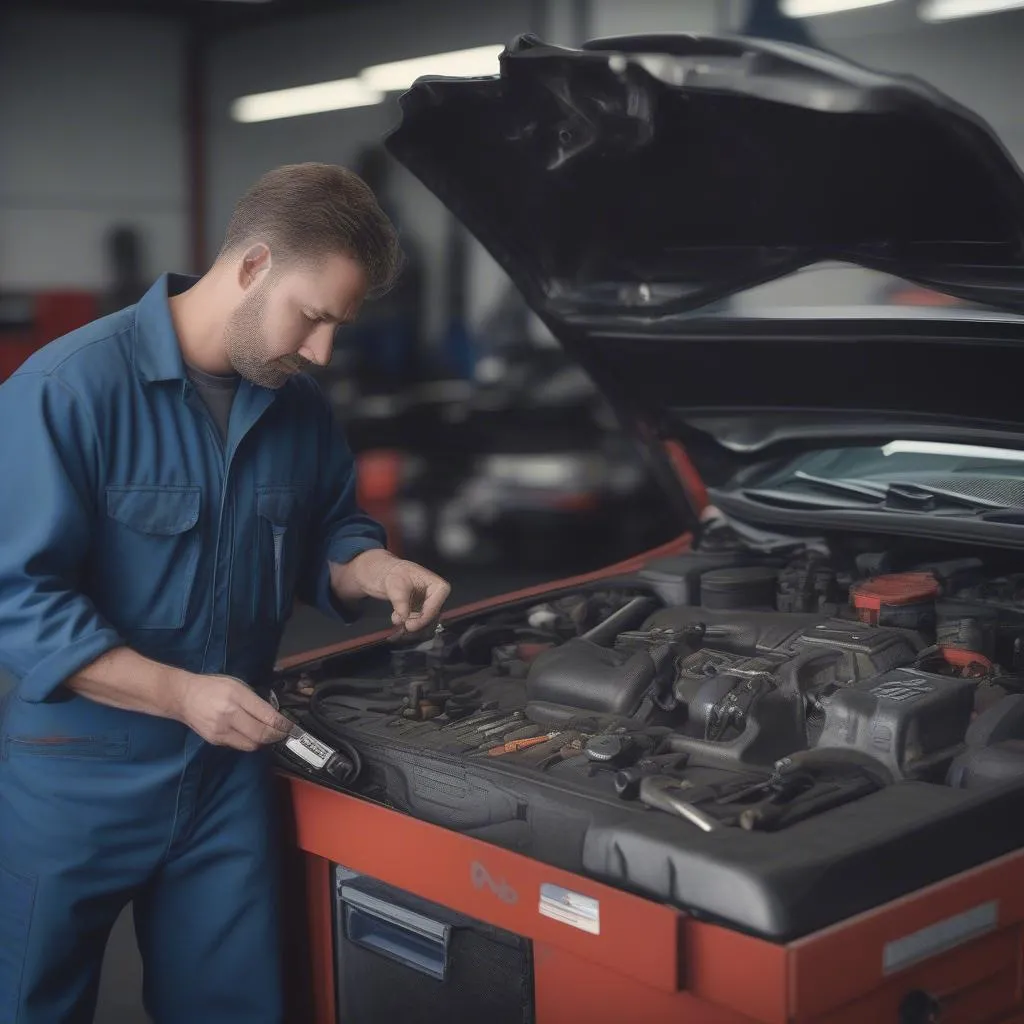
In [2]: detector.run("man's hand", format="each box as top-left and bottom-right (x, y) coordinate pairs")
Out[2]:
(173, 674), (293, 751)
(330, 549), (451, 636)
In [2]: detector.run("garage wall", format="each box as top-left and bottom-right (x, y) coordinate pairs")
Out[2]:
(0, 11), (187, 291)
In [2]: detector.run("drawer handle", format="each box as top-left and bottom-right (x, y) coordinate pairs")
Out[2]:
(340, 886), (451, 981)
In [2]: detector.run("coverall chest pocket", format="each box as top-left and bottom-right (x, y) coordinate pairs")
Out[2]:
(253, 486), (305, 623)
(97, 485), (202, 630)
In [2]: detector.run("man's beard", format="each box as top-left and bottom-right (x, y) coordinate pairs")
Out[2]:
(224, 284), (313, 389)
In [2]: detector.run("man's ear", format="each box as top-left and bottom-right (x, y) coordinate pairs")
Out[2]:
(239, 243), (272, 290)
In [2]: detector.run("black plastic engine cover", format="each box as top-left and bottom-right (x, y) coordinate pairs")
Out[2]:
(526, 638), (662, 716)
(815, 668), (975, 780)
(949, 740), (1024, 789)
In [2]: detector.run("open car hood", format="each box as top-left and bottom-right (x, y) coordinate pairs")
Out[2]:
(385, 33), (1024, 484)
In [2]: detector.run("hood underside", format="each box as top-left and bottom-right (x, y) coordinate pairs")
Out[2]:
(386, 33), (1024, 323)
(385, 33), (1024, 461)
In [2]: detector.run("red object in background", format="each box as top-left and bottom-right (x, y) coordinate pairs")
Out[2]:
(355, 449), (404, 557)
(851, 572), (940, 625)
(0, 290), (99, 383)
(0, 332), (38, 383)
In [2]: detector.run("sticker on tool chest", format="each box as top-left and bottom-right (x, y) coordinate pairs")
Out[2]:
(285, 731), (334, 770)
(883, 900), (998, 974)
(539, 884), (600, 935)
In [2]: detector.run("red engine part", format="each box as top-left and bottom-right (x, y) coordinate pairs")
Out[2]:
(938, 646), (994, 676)
(851, 572), (940, 627)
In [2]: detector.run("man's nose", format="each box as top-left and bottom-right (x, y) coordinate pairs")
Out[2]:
(298, 325), (334, 367)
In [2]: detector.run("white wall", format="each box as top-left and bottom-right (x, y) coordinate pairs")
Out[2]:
(0, 11), (187, 291)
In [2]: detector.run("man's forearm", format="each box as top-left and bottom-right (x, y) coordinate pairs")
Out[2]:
(66, 646), (192, 721)
(329, 548), (399, 602)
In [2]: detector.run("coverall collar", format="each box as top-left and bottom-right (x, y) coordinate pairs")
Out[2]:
(133, 272), (199, 384)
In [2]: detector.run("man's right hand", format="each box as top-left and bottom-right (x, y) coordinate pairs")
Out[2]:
(174, 674), (292, 751)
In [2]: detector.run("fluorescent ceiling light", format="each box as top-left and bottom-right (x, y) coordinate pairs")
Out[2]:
(360, 45), (503, 93)
(781, 0), (895, 16)
(881, 441), (1024, 463)
(231, 78), (384, 123)
(919, 0), (1024, 21)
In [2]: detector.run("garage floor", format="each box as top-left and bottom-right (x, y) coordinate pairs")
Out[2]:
(92, 565), (548, 1023)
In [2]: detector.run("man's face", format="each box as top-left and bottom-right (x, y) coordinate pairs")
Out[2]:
(225, 250), (368, 389)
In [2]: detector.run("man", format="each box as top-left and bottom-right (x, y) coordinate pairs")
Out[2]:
(0, 162), (451, 1023)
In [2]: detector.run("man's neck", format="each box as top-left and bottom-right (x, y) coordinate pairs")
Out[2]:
(168, 272), (234, 376)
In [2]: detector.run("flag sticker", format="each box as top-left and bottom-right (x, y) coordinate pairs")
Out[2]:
(539, 883), (600, 935)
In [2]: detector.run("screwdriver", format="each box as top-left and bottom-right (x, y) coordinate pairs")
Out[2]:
(487, 732), (561, 757)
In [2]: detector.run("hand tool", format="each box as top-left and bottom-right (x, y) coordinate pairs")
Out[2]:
(502, 724), (546, 743)
(535, 738), (587, 771)
(437, 707), (510, 732)
(614, 754), (689, 799)
(739, 773), (881, 831)
(638, 775), (722, 832)
(487, 732), (561, 757)
(478, 713), (526, 737)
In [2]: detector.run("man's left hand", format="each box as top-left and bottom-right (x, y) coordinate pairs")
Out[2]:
(329, 549), (452, 636)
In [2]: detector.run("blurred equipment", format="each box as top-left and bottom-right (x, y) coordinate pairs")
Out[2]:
(101, 225), (149, 315)
(0, 291), (99, 383)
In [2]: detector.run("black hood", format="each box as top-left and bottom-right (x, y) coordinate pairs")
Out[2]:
(385, 34), (1024, 505)
(386, 32), (1024, 322)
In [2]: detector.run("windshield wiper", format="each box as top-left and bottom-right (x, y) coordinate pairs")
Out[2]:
(741, 476), (1014, 515)
(792, 471), (887, 502)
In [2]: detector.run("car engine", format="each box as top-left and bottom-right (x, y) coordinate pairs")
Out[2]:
(277, 542), (1024, 829)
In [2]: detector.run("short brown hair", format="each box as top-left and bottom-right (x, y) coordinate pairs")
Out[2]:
(220, 162), (403, 296)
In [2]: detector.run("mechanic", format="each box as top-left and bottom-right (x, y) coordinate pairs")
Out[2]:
(0, 162), (451, 1023)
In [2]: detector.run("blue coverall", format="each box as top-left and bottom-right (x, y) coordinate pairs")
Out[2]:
(0, 274), (386, 1023)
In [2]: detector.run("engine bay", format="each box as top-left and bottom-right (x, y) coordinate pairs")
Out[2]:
(274, 538), (1024, 937)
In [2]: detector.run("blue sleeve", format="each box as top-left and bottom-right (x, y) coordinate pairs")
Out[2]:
(296, 382), (387, 620)
(0, 372), (124, 702)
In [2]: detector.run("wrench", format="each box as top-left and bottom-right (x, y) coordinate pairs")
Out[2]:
(638, 776), (722, 832)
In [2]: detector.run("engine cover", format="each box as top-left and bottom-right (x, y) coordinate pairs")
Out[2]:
(814, 668), (975, 780)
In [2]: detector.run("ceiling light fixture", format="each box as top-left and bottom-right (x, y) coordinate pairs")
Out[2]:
(231, 78), (384, 123)
(360, 45), (504, 93)
(781, 0), (895, 16)
(230, 44), (503, 123)
(919, 0), (1024, 21)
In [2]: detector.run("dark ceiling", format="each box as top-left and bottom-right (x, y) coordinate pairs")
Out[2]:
(6, 0), (385, 33)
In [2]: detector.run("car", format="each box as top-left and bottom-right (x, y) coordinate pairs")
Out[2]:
(272, 33), (1024, 1024)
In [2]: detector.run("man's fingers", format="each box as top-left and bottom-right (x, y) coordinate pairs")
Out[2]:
(234, 684), (293, 735)
(418, 580), (451, 626)
(230, 709), (289, 748)
(385, 571), (412, 622)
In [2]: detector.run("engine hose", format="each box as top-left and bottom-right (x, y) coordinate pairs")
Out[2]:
(581, 595), (660, 647)
(323, 738), (363, 786)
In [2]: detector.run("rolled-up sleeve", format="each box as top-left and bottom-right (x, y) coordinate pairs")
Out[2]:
(0, 372), (124, 702)
(296, 382), (386, 620)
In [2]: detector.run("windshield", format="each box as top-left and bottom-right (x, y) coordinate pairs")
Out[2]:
(753, 441), (1024, 510)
